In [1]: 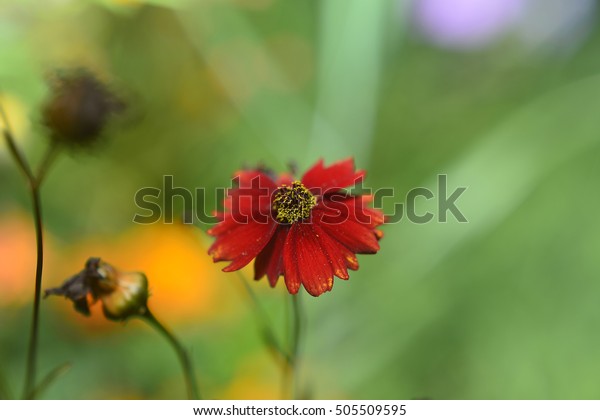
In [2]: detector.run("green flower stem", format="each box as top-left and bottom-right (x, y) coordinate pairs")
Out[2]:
(141, 309), (201, 400)
(1, 103), (59, 399)
(22, 183), (44, 399)
(236, 273), (291, 365)
(1, 101), (34, 180)
(235, 272), (304, 399)
(289, 293), (302, 400)
(35, 140), (61, 187)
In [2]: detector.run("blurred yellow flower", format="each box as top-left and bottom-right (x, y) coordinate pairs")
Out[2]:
(219, 353), (281, 400)
(0, 93), (30, 163)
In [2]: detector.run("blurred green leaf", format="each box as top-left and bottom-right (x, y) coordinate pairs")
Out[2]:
(27, 362), (71, 400)
(0, 367), (12, 400)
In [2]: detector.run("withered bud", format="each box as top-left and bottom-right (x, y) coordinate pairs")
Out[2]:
(45, 257), (149, 322)
(240, 162), (277, 183)
(42, 69), (124, 147)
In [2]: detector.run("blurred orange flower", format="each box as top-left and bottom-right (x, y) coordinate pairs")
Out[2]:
(0, 211), (59, 306)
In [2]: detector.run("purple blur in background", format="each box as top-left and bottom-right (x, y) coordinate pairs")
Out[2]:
(411, 0), (597, 53)
(412, 0), (526, 50)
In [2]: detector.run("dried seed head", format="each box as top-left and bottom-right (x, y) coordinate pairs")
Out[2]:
(42, 69), (124, 148)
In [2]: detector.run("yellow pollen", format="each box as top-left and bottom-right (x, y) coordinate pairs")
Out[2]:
(272, 181), (316, 224)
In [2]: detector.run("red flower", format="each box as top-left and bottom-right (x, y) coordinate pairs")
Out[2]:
(208, 158), (384, 297)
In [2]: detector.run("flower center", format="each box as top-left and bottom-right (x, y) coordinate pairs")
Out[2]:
(273, 181), (316, 224)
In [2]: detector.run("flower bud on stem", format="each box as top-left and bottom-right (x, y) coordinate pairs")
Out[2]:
(46, 258), (201, 400)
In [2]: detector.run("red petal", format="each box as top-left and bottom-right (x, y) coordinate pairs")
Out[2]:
(254, 225), (289, 287)
(344, 247), (359, 270)
(315, 209), (380, 254)
(221, 171), (276, 222)
(207, 213), (243, 236)
(283, 223), (334, 296)
(282, 225), (301, 295)
(208, 219), (277, 272)
(301, 158), (365, 195)
(311, 224), (350, 280)
(316, 194), (385, 229)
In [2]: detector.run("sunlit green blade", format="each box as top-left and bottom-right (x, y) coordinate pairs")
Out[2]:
(308, 0), (392, 164)
(26, 363), (71, 400)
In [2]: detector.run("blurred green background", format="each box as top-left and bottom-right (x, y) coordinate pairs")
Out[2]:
(2, 0), (600, 399)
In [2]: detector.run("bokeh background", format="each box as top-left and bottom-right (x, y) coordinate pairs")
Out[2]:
(1, 0), (600, 399)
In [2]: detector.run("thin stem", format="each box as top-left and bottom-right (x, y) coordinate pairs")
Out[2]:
(22, 183), (44, 399)
(1, 105), (34, 183)
(21, 145), (59, 398)
(234, 273), (304, 399)
(2, 100), (60, 399)
(35, 141), (61, 187)
(142, 309), (201, 400)
(25, 362), (71, 400)
(235, 272), (291, 365)
(289, 293), (302, 400)
(282, 288), (292, 399)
